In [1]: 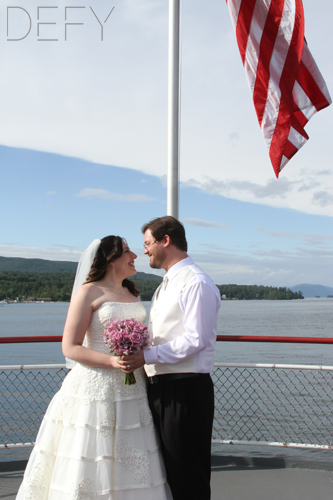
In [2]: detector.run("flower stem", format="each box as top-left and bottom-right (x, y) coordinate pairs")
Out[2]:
(125, 372), (136, 385)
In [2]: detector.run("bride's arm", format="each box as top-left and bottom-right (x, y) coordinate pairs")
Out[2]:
(62, 285), (120, 369)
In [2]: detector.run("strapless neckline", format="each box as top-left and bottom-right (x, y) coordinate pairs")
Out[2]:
(95, 300), (141, 312)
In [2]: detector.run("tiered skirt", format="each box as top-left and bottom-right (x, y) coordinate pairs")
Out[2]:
(16, 364), (171, 500)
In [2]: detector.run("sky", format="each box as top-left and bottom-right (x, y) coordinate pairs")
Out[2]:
(0, 0), (332, 287)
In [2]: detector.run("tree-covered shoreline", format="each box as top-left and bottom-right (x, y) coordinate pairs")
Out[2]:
(217, 284), (303, 301)
(0, 271), (75, 302)
(0, 271), (303, 302)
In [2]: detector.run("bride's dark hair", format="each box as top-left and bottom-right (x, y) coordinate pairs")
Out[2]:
(84, 236), (139, 297)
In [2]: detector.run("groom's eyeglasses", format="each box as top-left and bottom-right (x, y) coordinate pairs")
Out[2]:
(143, 239), (157, 249)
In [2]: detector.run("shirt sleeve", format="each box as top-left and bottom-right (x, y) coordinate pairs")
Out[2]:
(144, 277), (220, 365)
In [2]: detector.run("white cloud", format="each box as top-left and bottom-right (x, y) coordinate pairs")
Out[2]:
(182, 218), (227, 229)
(256, 227), (333, 247)
(47, 191), (56, 195)
(0, 245), (81, 262)
(182, 174), (333, 216)
(75, 188), (155, 202)
(52, 244), (78, 250)
(312, 191), (333, 207)
(184, 177), (298, 199)
(297, 182), (321, 192)
(316, 170), (331, 176)
(190, 246), (333, 287)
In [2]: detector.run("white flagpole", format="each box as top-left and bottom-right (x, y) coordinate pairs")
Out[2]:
(167, 0), (180, 219)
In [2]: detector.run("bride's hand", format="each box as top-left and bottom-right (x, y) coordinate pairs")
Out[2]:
(109, 356), (123, 370)
(119, 351), (145, 373)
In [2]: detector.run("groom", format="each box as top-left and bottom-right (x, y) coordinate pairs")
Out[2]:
(122, 216), (220, 500)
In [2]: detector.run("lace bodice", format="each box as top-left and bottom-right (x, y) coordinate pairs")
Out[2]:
(85, 301), (146, 354)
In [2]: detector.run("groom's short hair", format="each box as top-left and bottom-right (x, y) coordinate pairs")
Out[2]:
(142, 216), (188, 252)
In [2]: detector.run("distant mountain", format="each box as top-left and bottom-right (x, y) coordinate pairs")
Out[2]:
(129, 272), (162, 283)
(0, 256), (162, 282)
(289, 283), (333, 298)
(0, 256), (77, 273)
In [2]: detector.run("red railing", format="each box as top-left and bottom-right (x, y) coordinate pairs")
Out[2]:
(0, 336), (63, 343)
(217, 335), (333, 344)
(0, 335), (333, 344)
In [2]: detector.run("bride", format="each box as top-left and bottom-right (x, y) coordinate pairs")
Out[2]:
(16, 236), (172, 499)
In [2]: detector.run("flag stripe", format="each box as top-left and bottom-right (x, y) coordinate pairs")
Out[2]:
(288, 124), (308, 148)
(235, 0), (257, 64)
(226, 0), (332, 177)
(242, 1), (268, 95)
(259, 1), (294, 154)
(253, 0), (284, 125)
(300, 41), (332, 106)
(269, 0), (304, 175)
(227, 0), (243, 37)
(291, 111), (309, 137)
(297, 60), (331, 112)
(283, 139), (299, 160)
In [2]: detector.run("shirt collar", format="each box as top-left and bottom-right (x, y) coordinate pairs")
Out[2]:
(164, 255), (194, 283)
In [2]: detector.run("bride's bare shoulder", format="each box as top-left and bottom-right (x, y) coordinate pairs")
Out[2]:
(75, 282), (104, 302)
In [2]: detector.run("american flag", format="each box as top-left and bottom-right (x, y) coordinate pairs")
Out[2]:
(226, 0), (332, 177)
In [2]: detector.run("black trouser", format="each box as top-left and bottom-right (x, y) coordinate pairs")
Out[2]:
(147, 374), (214, 500)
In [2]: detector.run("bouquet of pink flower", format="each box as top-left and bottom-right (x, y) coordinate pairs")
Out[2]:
(104, 318), (150, 385)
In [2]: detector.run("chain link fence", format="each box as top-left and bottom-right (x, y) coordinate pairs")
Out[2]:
(0, 365), (68, 448)
(1, 363), (333, 451)
(212, 363), (333, 449)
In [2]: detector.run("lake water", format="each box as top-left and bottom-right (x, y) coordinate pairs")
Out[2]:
(0, 298), (332, 366)
(1, 299), (332, 464)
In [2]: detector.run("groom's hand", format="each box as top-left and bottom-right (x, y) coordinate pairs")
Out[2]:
(119, 350), (145, 373)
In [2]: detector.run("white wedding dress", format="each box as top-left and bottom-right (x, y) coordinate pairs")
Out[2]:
(16, 302), (172, 500)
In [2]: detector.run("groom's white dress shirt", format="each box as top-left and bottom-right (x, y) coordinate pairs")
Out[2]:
(144, 256), (221, 375)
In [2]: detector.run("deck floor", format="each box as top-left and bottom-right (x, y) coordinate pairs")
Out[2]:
(1, 456), (333, 500)
(211, 456), (333, 500)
